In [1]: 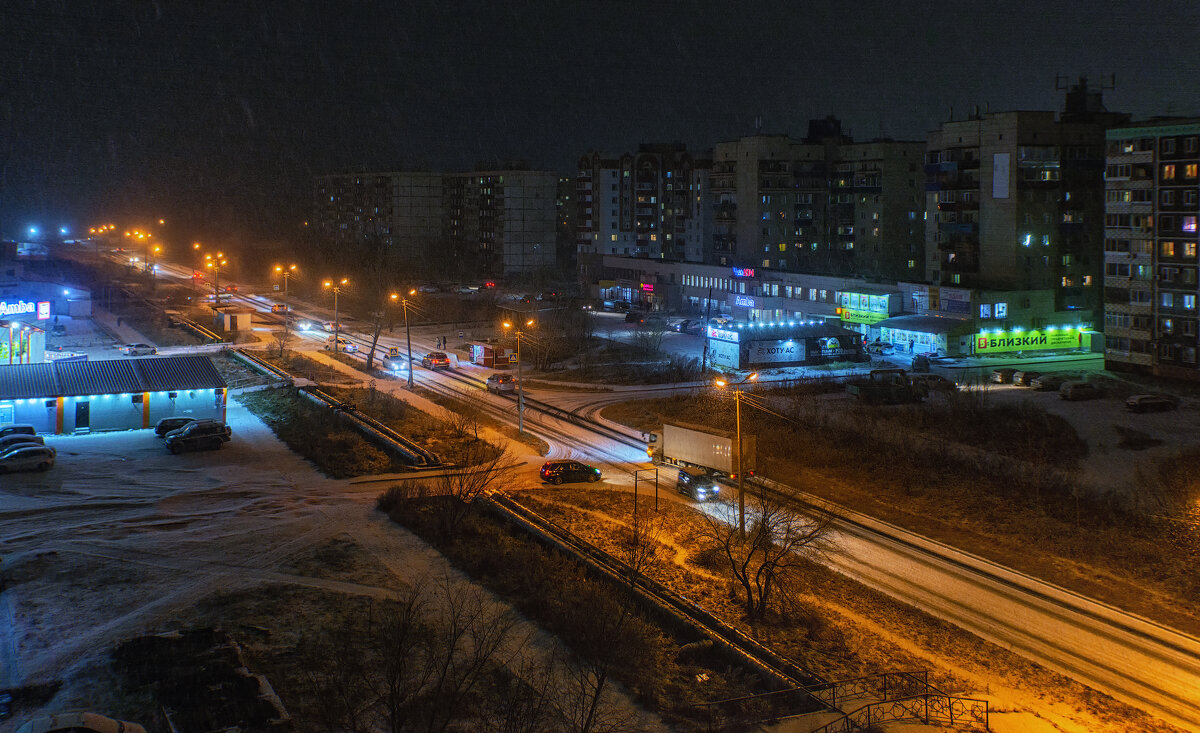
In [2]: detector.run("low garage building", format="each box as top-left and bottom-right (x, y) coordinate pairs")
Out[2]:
(0, 355), (227, 434)
(705, 321), (867, 370)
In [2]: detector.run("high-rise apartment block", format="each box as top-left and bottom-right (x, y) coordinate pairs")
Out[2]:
(1103, 119), (1200, 378)
(575, 144), (712, 284)
(924, 81), (1126, 316)
(710, 119), (924, 282)
(313, 168), (557, 276)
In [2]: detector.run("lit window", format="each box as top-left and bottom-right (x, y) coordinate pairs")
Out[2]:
(1186, 242), (1197, 257)
(778, 243), (787, 252)
(611, 234), (617, 241)
(1185, 216), (1198, 233)
(1162, 293), (1174, 308)
(1083, 275), (1093, 286)
(1185, 295), (1197, 310)
(907, 259), (916, 269)
(1163, 241), (1176, 257)
(1163, 164), (1176, 180)
(1187, 164), (1198, 178)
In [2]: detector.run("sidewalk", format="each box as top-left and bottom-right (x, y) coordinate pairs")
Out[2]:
(92, 306), (156, 346)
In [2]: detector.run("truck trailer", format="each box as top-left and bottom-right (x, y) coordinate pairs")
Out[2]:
(647, 421), (755, 478)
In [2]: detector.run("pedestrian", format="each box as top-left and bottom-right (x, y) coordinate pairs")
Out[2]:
(117, 317), (122, 327)
(443, 334), (449, 348)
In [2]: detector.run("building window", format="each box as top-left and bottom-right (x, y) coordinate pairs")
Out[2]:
(1185, 216), (1198, 233)
(1185, 295), (1197, 310)
(1163, 164), (1177, 180)
(808, 288), (817, 300)
(1187, 137), (1199, 153)
(1163, 138), (1177, 154)
(1187, 163), (1199, 179)
(1163, 190), (1176, 206)
(1162, 293), (1174, 308)
(1163, 241), (1176, 257)
(1186, 242), (1197, 257)
(1162, 318), (1174, 334)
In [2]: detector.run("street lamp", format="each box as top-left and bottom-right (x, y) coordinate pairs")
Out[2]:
(274, 264), (298, 301)
(715, 372), (759, 535)
(205, 252), (228, 304)
(502, 318), (535, 433)
(324, 278), (348, 351)
(390, 289), (417, 388)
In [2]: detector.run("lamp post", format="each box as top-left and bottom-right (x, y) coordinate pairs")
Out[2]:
(192, 242), (202, 292)
(274, 264), (297, 302)
(390, 289), (417, 388)
(205, 252), (228, 304)
(502, 318), (535, 433)
(324, 278), (348, 351)
(715, 372), (758, 535)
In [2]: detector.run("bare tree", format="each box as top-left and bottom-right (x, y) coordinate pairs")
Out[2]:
(698, 491), (835, 619)
(272, 317), (293, 358)
(447, 402), (484, 441)
(432, 443), (518, 539)
(618, 510), (665, 592)
(630, 321), (667, 358)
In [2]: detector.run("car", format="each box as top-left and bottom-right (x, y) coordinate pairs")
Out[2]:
(421, 351), (451, 369)
(1059, 381), (1103, 401)
(321, 321), (344, 332)
(325, 336), (358, 353)
(677, 467), (720, 501)
(270, 303), (288, 313)
(154, 416), (197, 437)
(0, 444), (56, 473)
(610, 300), (631, 312)
(625, 311), (646, 324)
(50, 324), (67, 336)
(486, 373), (516, 393)
(710, 315), (734, 326)
(540, 460), (602, 485)
(911, 374), (959, 392)
(1125, 393), (1179, 413)
(990, 367), (1019, 384)
(164, 419), (232, 453)
(383, 346), (409, 371)
(1030, 373), (1077, 391)
(223, 284), (238, 293)
(0, 424), (36, 440)
(910, 354), (931, 373)
(672, 319), (694, 333)
(15, 712), (147, 733)
(417, 284), (440, 293)
(865, 341), (894, 355)
(120, 343), (158, 356)
(1012, 370), (1042, 386)
(682, 320), (704, 335)
(0, 434), (44, 453)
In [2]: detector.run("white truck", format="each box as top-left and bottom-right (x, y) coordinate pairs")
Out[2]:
(646, 422), (756, 479)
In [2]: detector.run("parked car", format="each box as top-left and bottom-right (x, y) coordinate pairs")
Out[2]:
(1060, 381), (1103, 401)
(270, 303), (288, 313)
(421, 351), (451, 369)
(540, 460), (602, 485)
(677, 467), (720, 501)
(910, 354), (931, 373)
(0, 434), (44, 453)
(164, 419), (232, 453)
(0, 424), (36, 440)
(1030, 373), (1077, 391)
(321, 321), (343, 332)
(865, 341), (894, 355)
(1012, 370), (1042, 386)
(610, 300), (631, 312)
(324, 336), (359, 353)
(50, 324), (67, 336)
(120, 343), (157, 356)
(624, 310), (646, 324)
(1125, 393), (1179, 413)
(154, 416), (197, 437)
(682, 320), (704, 335)
(417, 284), (440, 293)
(990, 367), (1019, 384)
(911, 374), (959, 392)
(0, 444), (56, 473)
(486, 373), (516, 393)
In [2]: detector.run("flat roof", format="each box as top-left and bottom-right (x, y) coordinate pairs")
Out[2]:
(876, 314), (976, 334)
(0, 355), (226, 400)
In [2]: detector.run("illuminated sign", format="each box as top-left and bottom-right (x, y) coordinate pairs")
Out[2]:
(640, 283), (654, 292)
(708, 327), (740, 342)
(36, 301), (51, 320)
(839, 309), (889, 325)
(975, 328), (1084, 353)
(0, 300), (36, 318)
(750, 339), (802, 364)
(732, 267), (756, 278)
(734, 295), (756, 308)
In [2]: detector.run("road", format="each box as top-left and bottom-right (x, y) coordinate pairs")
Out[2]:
(98, 248), (1200, 730)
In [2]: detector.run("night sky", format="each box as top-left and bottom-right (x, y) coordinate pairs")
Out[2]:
(2, 0), (1198, 242)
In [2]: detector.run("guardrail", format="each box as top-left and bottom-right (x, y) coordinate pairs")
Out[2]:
(488, 493), (825, 701)
(806, 692), (989, 732)
(303, 386), (440, 468)
(172, 316), (225, 343)
(229, 349), (293, 383)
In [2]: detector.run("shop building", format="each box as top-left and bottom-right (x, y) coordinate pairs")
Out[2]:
(0, 355), (227, 434)
(705, 321), (866, 370)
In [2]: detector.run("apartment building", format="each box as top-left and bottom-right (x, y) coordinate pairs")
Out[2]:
(1103, 119), (1200, 379)
(924, 80), (1126, 317)
(575, 144), (713, 285)
(311, 171), (442, 260)
(443, 169), (558, 275)
(710, 119), (924, 281)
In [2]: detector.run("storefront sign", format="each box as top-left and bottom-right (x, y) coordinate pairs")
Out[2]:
(838, 308), (889, 325)
(975, 328), (1083, 353)
(734, 295), (756, 308)
(708, 327), (740, 343)
(750, 339), (802, 364)
(37, 301), (51, 320)
(707, 339), (740, 369)
(732, 267), (755, 278)
(819, 336), (857, 358)
(640, 283), (654, 292)
(0, 300), (37, 318)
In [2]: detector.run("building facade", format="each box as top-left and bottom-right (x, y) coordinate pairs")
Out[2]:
(443, 169), (558, 275)
(312, 171), (443, 260)
(710, 120), (924, 281)
(1103, 119), (1200, 378)
(924, 80), (1126, 317)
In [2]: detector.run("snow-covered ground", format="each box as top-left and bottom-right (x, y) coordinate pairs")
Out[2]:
(0, 401), (666, 732)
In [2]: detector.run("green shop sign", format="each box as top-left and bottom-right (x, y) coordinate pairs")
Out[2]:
(839, 308), (889, 325)
(975, 328), (1085, 353)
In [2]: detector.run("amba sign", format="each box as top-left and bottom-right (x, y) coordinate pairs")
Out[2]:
(975, 328), (1083, 353)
